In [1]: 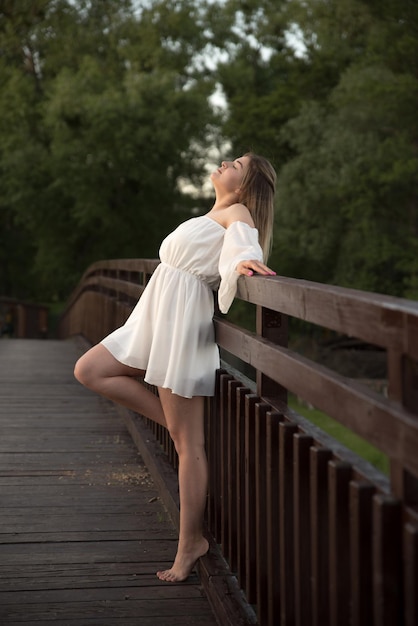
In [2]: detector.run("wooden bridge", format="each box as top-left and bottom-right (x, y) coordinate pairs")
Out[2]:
(2, 258), (418, 626)
(0, 337), (220, 626)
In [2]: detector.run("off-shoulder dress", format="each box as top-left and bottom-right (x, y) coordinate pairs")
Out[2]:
(100, 216), (263, 398)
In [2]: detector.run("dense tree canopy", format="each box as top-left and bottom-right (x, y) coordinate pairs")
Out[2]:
(0, 0), (216, 299)
(0, 0), (417, 301)
(211, 0), (418, 298)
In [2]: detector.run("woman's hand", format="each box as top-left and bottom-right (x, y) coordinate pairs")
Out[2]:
(236, 260), (276, 277)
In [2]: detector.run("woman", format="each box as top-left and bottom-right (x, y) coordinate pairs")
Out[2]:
(74, 152), (276, 582)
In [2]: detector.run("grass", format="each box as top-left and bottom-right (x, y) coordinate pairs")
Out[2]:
(288, 395), (390, 475)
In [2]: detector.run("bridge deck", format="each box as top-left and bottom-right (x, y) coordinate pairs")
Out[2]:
(0, 338), (218, 626)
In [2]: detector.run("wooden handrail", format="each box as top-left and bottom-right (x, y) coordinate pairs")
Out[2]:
(236, 275), (418, 356)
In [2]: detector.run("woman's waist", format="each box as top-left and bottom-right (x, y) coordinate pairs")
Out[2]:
(158, 261), (217, 286)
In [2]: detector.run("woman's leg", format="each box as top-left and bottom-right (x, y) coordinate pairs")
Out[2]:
(74, 344), (167, 428)
(156, 388), (209, 582)
(75, 346), (208, 581)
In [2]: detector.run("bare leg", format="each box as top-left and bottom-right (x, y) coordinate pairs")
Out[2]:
(156, 389), (209, 582)
(75, 346), (208, 580)
(74, 344), (167, 428)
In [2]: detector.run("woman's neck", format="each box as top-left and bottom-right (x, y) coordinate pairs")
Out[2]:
(211, 192), (239, 212)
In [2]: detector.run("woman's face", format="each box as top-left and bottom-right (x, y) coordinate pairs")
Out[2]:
(211, 155), (250, 194)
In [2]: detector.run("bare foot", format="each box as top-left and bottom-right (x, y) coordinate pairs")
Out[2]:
(156, 537), (209, 582)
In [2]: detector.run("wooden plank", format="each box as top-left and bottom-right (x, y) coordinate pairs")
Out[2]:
(220, 373), (233, 557)
(329, 461), (352, 626)
(310, 447), (333, 626)
(404, 523), (418, 626)
(227, 379), (241, 572)
(0, 512), (173, 534)
(0, 528), (175, 544)
(0, 452), (145, 471)
(205, 384), (215, 533)
(373, 495), (403, 626)
(0, 598), (216, 621)
(266, 411), (282, 626)
(0, 617), (217, 626)
(255, 402), (270, 626)
(209, 371), (222, 542)
(0, 466), (154, 486)
(255, 305), (288, 402)
(0, 503), (158, 516)
(0, 585), (210, 604)
(0, 491), (158, 509)
(0, 339), (219, 626)
(236, 386), (251, 592)
(0, 539), (180, 565)
(0, 567), (173, 581)
(244, 394), (259, 604)
(293, 433), (313, 626)
(0, 561), (195, 586)
(349, 481), (376, 626)
(279, 421), (297, 624)
(0, 481), (156, 496)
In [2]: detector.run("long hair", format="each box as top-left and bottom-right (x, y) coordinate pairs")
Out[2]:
(238, 153), (276, 261)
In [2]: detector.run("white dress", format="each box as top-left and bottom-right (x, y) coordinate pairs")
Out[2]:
(101, 216), (263, 398)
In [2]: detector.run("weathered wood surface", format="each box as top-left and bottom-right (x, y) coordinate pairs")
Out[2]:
(0, 338), (218, 626)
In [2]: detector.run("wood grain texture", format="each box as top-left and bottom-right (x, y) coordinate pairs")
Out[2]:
(0, 338), (217, 626)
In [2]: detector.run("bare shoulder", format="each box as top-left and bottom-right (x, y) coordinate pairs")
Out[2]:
(223, 203), (255, 228)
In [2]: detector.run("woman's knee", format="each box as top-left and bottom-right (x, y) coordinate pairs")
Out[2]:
(168, 427), (205, 457)
(73, 354), (87, 385)
(74, 351), (98, 388)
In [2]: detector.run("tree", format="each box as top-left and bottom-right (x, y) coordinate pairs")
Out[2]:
(275, 1), (418, 297)
(211, 0), (418, 297)
(0, 0), (215, 299)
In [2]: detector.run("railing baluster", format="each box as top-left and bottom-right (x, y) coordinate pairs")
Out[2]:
(227, 379), (242, 572)
(279, 422), (298, 624)
(328, 461), (352, 626)
(373, 495), (403, 626)
(349, 481), (375, 626)
(236, 386), (251, 591)
(266, 411), (283, 626)
(293, 433), (313, 626)
(404, 522), (418, 626)
(220, 373), (233, 556)
(311, 447), (333, 626)
(255, 401), (271, 626)
(244, 394), (260, 604)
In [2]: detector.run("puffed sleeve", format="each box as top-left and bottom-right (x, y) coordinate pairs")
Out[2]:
(218, 221), (264, 314)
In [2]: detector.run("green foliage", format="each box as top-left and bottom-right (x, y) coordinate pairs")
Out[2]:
(0, 0), (215, 299)
(211, 0), (418, 298)
(276, 61), (418, 295)
(0, 0), (417, 302)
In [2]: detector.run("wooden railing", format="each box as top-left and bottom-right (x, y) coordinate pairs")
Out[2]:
(59, 259), (418, 626)
(0, 297), (49, 338)
(59, 259), (160, 344)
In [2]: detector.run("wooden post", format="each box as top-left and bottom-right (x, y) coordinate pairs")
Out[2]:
(387, 349), (418, 505)
(256, 305), (288, 404)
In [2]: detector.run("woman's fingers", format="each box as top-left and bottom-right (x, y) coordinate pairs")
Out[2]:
(236, 260), (276, 276)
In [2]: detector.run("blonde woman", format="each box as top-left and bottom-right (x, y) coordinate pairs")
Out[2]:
(74, 153), (276, 582)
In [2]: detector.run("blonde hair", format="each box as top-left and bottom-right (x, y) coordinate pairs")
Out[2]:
(239, 153), (276, 261)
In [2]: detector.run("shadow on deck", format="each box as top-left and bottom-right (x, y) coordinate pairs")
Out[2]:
(0, 338), (221, 626)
